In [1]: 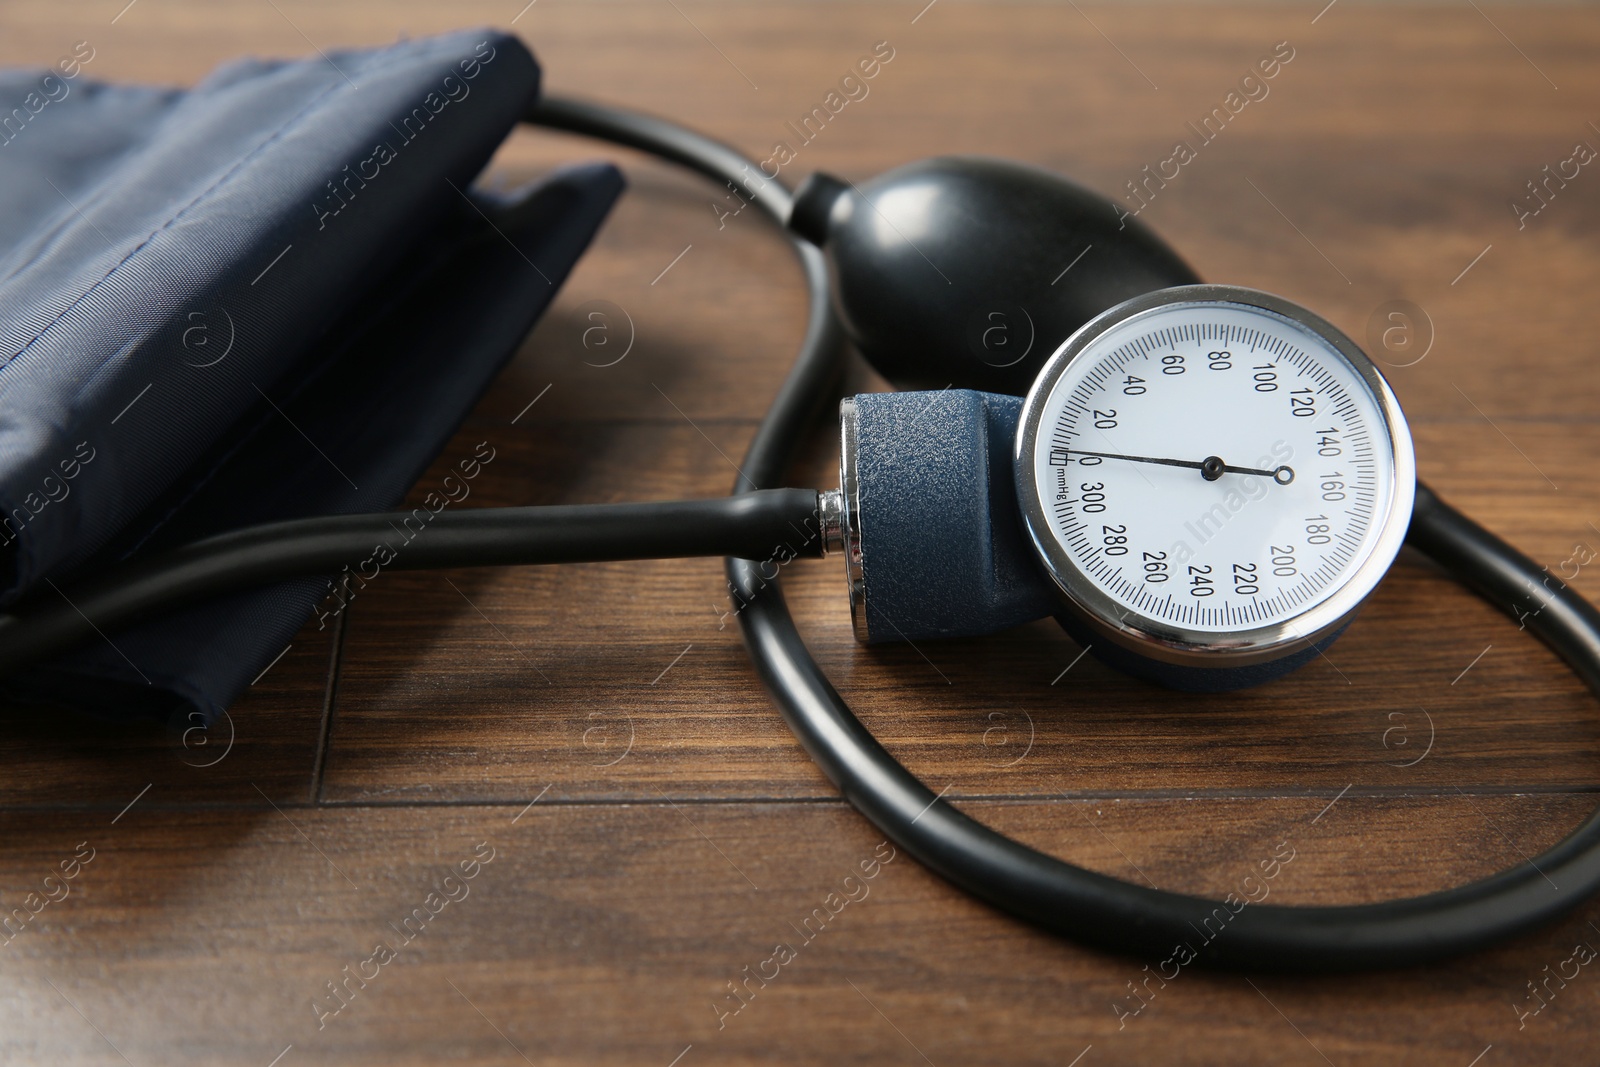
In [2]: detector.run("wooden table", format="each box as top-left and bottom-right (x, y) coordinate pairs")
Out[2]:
(4, 1), (1600, 1063)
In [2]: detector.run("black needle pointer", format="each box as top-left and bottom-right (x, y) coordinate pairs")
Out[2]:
(1064, 449), (1295, 485)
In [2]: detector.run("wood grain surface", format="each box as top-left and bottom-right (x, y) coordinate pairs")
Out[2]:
(4, 1), (1600, 1064)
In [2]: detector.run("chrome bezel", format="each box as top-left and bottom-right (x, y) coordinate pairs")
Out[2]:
(838, 397), (870, 642)
(1013, 284), (1416, 668)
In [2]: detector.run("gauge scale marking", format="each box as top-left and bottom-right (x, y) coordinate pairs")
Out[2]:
(1016, 286), (1415, 665)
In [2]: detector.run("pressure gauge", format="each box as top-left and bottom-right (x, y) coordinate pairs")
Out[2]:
(1013, 284), (1415, 669)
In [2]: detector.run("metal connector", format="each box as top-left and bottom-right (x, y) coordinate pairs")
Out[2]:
(818, 488), (844, 556)
(838, 397), (868, 642)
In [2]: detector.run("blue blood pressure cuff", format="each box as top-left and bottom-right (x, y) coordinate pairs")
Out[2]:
(0, 30), (622, 722)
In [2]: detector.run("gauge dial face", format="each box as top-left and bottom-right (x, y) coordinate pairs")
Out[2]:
(1015, 287), (1414, 662)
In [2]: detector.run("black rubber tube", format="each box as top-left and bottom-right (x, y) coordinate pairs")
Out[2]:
(0, 490), (822, 678)
(524, 96), (848, 470)
(529, 96), (795, 223)
(534, 94), (1600, 970)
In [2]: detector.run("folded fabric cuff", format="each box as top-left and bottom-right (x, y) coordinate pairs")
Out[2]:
(0, 30), (624, 721)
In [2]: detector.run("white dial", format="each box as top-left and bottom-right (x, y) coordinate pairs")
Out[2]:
(1015, 286), (1414, 665)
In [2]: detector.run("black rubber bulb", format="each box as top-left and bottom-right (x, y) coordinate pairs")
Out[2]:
(788, 158), (1202, 396)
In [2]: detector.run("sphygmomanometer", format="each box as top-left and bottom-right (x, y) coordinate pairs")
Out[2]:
(3, 29), (1599, 973)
